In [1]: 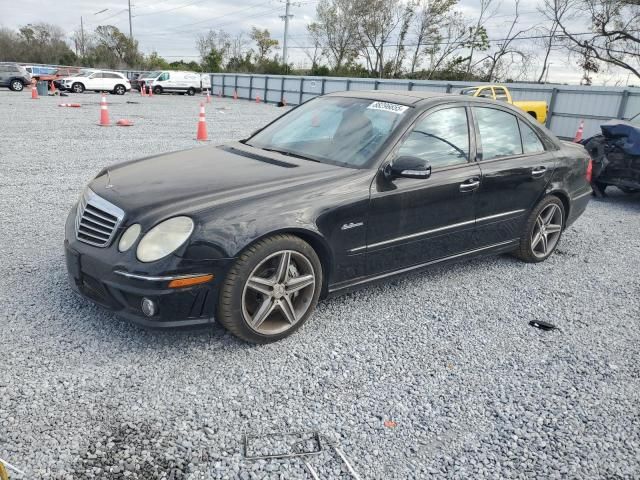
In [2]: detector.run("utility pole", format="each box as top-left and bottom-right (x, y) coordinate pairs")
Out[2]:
(128, 0), (133, 40)
(80, 16), (85, 57)
(281, 0), (293, 67)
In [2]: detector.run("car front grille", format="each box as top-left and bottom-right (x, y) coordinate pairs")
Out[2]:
(75, 189), (125, 247)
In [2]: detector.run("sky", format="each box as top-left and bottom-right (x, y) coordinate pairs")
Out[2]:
(0, 0), (633, 85)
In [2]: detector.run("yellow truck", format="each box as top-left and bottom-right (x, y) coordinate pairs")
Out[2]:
(459, 85), (548, 124)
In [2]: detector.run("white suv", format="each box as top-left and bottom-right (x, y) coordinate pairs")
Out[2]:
(61, 71), (131, 95)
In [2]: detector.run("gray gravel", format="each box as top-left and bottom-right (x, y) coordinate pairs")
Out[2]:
(1, 89), (639, 479)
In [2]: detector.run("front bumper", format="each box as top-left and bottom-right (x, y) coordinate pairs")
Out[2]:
(64, 208), (234, 328)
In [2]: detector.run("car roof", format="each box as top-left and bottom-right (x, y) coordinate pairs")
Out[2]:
(325, 89), (509, 107)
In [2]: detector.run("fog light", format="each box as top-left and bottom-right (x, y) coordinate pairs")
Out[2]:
(141, 297), (156, 317)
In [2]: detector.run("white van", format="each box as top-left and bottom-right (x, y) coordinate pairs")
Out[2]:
(143, 70), (211, 96)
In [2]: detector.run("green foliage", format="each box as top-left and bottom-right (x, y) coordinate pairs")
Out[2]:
(0, 23), (76, 64)
(202, 48), (224, 72)
(250, 27), (279, 61)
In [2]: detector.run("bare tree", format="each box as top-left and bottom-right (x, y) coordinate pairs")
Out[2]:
(464, 0), (495, 79)
(477, 0), (533, 82)
(543, 0), (640, 80)
(409, 0), (457, 75)
(354, 0), (403, 78)
(389, 2), (416, 77)
(305, 23), (325, 68)
(312, 0), (359, 71)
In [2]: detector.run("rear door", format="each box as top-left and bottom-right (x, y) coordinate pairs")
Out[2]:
(471, 106), (556, 246)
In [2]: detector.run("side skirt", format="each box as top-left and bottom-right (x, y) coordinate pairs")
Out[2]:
(326, 239), (519, 297)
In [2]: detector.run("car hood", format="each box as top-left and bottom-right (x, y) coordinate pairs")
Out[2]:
(89, 143), (349, 221)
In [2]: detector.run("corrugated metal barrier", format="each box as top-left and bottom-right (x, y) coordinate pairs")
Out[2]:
(210, 73), (640, 140)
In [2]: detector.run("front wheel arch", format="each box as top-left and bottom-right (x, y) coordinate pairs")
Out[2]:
(234, 228), (333, 298)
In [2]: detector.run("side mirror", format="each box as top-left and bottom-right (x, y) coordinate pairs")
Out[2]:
(387, 155), (432, 179)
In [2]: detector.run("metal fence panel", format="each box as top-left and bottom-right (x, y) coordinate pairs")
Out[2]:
(211, 73), (639, 139)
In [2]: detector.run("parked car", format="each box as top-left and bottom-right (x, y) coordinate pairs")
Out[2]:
(140, 70), (211, 95)
(65, 91), (592, 343)
(128, 72), (147, 91)
(582, 113), (640, 195)
(0, 63), (32, 91)
(460, 85), (548, 124)
(60, 70), (131, 94)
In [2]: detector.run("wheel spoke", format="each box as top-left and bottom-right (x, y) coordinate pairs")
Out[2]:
(285, 274), (315, 294)
(251, 297), (276, 329)
(279, 296), (298, 324)
(275, 251), (291, 283)
(542, 205), (557, 225)
(540, 233), (548, 254)
(546, 224), (562, 234)
(531, 231), (543, 250)
(246, 276), (274, 296)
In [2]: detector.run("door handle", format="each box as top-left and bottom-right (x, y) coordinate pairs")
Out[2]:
(459, 177), (480, 192)
(531, 166), (547, 178)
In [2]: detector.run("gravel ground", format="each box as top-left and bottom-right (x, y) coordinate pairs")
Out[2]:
(0, 89), (639, 479)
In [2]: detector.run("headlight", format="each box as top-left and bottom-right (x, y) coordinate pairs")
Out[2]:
(136, 216), (194, 263)
(118, 224), (141, 252)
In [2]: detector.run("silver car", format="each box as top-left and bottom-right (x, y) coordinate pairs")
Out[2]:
(0, 63), (32, 91)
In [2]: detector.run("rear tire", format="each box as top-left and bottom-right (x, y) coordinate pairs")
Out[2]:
(217, 234), (323, 344)
(113, 84), (126, 95)
(187, 87), (196, 96)
(514, 196), (565, 263)
(9, 79), (24, 91)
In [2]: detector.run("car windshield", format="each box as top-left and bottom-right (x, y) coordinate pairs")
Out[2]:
(245, 96), (410, 168)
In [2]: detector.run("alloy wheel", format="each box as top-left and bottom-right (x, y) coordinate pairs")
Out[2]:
(531, 203), (563, 258)
(241, 250), (316, 335)
(11, 80), (23, 91)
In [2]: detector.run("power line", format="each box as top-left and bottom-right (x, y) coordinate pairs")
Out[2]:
(133, 0), (212, 17)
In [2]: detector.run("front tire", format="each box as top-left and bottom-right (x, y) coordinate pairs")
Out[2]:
(72, 82), (85, 93)
(9, 79), (24, 91)
(218, 234), (323, 344)
(153, 86), (163, 95)
(515, 196), (564, 263)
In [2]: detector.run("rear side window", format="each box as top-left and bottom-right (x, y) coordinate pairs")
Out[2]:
(397, 107), (470, 168)
(519, 119), (545, 153)
(474, 107), (523, 160)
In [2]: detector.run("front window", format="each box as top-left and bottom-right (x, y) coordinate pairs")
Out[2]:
(246, 96), (411, 168)
(396, 107), (470, 168)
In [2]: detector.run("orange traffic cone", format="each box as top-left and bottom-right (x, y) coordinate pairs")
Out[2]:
(574, 120), (584, 142)
(50, 81), (56, 94)
(31, 82), (39, 99)
(233, 89), (238, 100)
(256, 95), (261, 103)
(140, 85), (146, 97)
(206, 90), (211, 103)
(196, 103), (207, 141)
(98, 93), (110, 126)
(148, 85), (153, 97)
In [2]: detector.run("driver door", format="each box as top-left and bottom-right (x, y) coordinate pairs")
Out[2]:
(365, 105), (481, 276)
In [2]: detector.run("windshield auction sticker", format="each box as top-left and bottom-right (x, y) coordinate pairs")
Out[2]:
(367, 101), (409, 114)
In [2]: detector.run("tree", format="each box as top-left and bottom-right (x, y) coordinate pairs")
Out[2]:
(464, 0), (495, 79)
(543, 0), (640, 80)
(250, 27), (279, 62)
(477, 0), (532, 82)
(388, 2), (416, 77)
(0, 23), (76, 64)
(91, 25), (142, 68)
(196, 29), (232, 67)
(409, 0), (458, 75)
(354, 0), (404, 78)
(311, 0), (359, 72)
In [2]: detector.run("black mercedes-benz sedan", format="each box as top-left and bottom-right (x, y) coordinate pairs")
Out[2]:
(65, 90), (592, 343)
